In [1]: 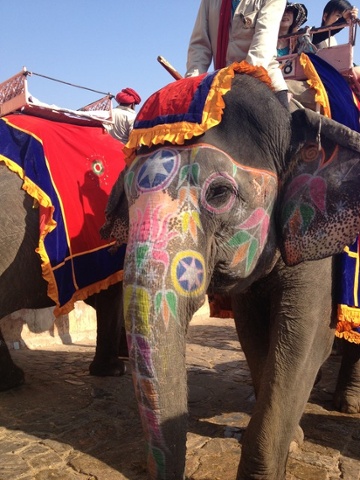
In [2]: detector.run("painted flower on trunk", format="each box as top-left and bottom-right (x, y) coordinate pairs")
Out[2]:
(154, 289), (178, 328)
(127, 193), (179, 272)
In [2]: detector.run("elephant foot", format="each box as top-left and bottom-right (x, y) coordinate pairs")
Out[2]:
(0, 335), (25, 391)
(0, 364), (25, 391)
(333, 374), (360, 414)
(118, 335), (129, 358)
(289, 425), (304, 453)
(333, 340), (360, 414)
(334, 389), (360, 414)
(89, 356), (127, 377)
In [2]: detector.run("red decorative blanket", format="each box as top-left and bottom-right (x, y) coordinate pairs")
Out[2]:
(124, 62), (272, 163)
(0, 114), (126, 315)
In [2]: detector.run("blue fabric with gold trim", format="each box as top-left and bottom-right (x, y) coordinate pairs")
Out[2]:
(307, 53), (360, 130)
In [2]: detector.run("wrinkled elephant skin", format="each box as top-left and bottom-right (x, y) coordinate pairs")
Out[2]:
(106, 74), (360, 479)
(0, 164), (127, 391)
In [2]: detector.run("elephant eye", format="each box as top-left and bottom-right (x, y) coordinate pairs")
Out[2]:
(202, 178), (238, 214)
(207, 183), (234, 201)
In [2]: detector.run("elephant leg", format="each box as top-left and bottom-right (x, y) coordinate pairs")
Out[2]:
(88, 283), (127, 377)
(232, 279), (305, 454)
(334, 339), (360, 413)
(232, 283), (271, 397)
(0, 328), (25, 391)
(235, 257), (335, 480)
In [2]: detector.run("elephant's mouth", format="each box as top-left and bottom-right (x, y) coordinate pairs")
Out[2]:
(209, 258), (270, 295)
(208, 267), (243, 294)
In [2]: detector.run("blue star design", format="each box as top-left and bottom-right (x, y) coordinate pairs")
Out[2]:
(176, 256), (204, 293)
(137, 149), (179, 191)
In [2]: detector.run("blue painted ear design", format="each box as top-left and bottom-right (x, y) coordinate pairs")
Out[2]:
(279, 109), (360, 266)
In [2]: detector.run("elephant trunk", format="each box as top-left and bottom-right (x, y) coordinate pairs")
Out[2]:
(123, 160), (209, 478)
(124, 266), (200, 479)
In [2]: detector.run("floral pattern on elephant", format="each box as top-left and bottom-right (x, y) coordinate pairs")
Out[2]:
(280, 135), (360, 265)
(127, 332), (165, 473)
(282, 143), (328, 236)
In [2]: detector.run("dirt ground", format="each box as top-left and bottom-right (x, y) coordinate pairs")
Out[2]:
(0, 313), (360, 480)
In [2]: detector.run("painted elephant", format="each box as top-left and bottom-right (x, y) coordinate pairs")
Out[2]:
(0, 162), (128, 392)
(103, 70), (360, 479)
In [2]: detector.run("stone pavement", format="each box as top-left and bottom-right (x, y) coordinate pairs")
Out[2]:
(0, 310), (360, 480)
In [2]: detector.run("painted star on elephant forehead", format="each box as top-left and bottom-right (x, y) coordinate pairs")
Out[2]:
(177, 257), (204, 291)
(137, 151), (178, 190)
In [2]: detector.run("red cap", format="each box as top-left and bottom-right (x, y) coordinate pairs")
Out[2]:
(115, 88), (141, 105)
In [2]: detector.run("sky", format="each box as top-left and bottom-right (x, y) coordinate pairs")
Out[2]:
(1, 1), (359, 112)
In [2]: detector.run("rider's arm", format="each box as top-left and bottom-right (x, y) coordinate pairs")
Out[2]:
(312, 18), (346, 45)
(185, 0), (214, 77)
(246, 0), (286, 68)
(313, 7), (358, 45)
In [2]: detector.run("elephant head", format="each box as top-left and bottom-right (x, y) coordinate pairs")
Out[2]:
(103, 69), (360, 479)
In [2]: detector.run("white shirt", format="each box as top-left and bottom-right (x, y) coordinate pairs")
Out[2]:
(186, 0), (288, 92)
(106, 105), (136, 144)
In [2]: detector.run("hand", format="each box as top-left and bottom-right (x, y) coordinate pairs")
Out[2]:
(343, 7), (358, 24)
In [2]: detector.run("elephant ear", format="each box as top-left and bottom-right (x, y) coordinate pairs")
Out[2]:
(100, 167), (129, 247)
(279, 108), (360, 266)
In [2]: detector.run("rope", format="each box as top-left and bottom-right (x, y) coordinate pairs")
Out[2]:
(25, 70), (114, 98)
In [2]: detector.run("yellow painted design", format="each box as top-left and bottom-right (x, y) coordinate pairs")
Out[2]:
(124, 284), (151, 336)
(182, 211), (190, 234)
(181, 211), (202, 243)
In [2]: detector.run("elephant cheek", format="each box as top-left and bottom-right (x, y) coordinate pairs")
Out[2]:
(227, 206), (274, 277)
